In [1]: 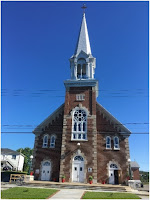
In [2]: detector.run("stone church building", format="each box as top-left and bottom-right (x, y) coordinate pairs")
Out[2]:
(32, 12), (131, 184)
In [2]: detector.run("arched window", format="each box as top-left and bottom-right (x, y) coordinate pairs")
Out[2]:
(74, 156), (84, 161)
(43, 135), (48, 148)
(50, 135), (56, 148)
(110, 163), (118, 169)
(72, 109), (87, 140)
(114, 136), (119, 149)
(77, 59), (86, 79)
(106, 136), (111, 149)
(43, 161), (51, 166)
(82, 64), (86, 78)
(77, 64), (81, 79)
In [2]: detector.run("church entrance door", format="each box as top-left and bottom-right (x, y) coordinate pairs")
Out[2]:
(114, 170), (119, 184)
(109, 163), (119, 184)
(41, 161), (51, 181)
(72, 156), (84, 182)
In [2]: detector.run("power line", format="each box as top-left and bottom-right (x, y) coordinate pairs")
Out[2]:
(1, 88), (148, 94)
(1, 123), (149, 127)
(1, 132), (149, 134)
(2, 88), (148, 92)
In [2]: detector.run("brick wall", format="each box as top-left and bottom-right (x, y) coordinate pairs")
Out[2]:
(59, 86), (98, 182)
(33, 111), (64, 181)
(96, 106), (129, 184)
(132, 168), (140, 180)
(33, 85), (130, 184)
(64, 87), (96, 115)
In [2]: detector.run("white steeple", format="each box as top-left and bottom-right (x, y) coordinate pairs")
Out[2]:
(69, 7), (96, 82)
(64, 6), (98, 97)
(74, 13), (91, 56)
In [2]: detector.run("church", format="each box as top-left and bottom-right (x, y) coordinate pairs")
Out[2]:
(32, 10), (131, 185)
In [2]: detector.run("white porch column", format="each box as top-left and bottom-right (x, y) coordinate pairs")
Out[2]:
(92, 66), (94, 79)
(74, 63), (77, 79)
(71, 65), (74, 79)
(90, 63), (92, 79)
(86, 63), (90, 79)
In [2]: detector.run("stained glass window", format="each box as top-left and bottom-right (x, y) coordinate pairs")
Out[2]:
(74, 156), (84, 161)
(50, 135), (56, 148)
(114, 136), (119, 149)
(43, 135), (48, 148)
(72, 109), (87, 140)
(106, 136), (111, 149)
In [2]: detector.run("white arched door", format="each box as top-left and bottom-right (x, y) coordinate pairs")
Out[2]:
(72, 156), (84, 183)
(41, 161), (51, 181)
(109, 163), (119, 184)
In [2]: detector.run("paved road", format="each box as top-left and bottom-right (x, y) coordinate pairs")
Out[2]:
(138, 184), (149, 192)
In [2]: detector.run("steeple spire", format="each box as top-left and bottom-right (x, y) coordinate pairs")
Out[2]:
(74, 12), (91, 56)
(65, 7), (98, 97)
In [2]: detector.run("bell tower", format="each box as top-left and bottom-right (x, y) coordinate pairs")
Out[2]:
(60, 7), (98, 183)
(64, 11), (98, 98)
(70, 12), (96, 81)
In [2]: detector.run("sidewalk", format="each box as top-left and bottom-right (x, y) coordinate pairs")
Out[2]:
(1, 182), (149, 199)
(1, 182), (16, 190)
(50, 189), (85, 199)
(48, 188), (149, 199)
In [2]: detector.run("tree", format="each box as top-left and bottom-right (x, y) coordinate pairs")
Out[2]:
(140, 171), (149, 184)
(17, 147), (33, 173)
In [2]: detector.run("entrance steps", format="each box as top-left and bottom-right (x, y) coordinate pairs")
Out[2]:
(24, 181), (129, 192)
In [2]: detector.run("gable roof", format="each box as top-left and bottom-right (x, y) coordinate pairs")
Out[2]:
(33, 103), (64, 134)
(96, 102), (131, 136)
(130, 161), (140, 168)
(1, 148), (25, 157)
(33, 102), (130, 136)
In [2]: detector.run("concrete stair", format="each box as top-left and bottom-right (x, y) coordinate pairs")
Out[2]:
(24, 181), (128, 192)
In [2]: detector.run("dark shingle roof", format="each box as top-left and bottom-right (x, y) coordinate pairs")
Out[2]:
(1, 148), (25, 156)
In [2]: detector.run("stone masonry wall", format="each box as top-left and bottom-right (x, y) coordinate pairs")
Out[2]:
(59, 86), (98, 183)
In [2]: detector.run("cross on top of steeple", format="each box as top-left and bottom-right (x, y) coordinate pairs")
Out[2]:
(74, 7), (91, 56)
(81, 4), (87, 14)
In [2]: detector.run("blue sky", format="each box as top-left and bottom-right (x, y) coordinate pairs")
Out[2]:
(1, 1), (149, 171)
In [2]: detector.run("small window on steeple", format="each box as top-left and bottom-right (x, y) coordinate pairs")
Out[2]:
(76, 94), (85, 101)
(82, 64), (86, 79)
(77, 64), (81, 79)
(77, 58), (86, 79)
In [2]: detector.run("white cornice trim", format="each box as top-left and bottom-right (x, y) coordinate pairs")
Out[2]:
(33, 103), (64, 134)
(64, 79), (99, 97)
(96, 102), (131, 136)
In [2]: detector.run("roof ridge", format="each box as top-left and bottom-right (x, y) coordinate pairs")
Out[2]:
(33, 103), (64, 133)
(96, 102), (131, 135)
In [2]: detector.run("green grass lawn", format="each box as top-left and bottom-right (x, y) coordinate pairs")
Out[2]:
(82, 191), (141, 199)
(1, 187), (58, 199)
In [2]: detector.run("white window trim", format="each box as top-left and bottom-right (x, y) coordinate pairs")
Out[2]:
(106, 136), (111, 149)
(113, 136), (120, 150)
(50, 135), (56, 148)
(76, 94), (85, 101)
(42, 134), (48, 148)
(71, 133), (88, 141)
(71, 108), (87, 141)
(12, 155), (16, 159)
